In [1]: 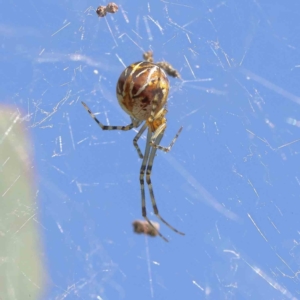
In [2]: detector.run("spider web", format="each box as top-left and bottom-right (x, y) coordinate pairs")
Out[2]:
(1, 0), (300, 299)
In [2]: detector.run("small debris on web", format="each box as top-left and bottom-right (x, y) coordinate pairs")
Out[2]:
(132, 220), (160, 237)
(96, 3), (119, 18)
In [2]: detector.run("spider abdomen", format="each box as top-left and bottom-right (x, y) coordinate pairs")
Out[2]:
(116, 61), (169, 121)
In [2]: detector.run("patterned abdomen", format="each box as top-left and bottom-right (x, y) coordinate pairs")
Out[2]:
(116, 61), (169, 121)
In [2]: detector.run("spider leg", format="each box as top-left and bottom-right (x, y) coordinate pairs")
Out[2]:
(133, 123), (147, 159)
(147, 93), (160, 123)
(146, 131), (185, 236)
(150, 125), (183, 152)
(140, 129), (169, 242)
(147, 68), (166, 123)
(82, 101), (135, 131)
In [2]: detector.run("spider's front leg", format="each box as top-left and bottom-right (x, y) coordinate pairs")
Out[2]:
(150, 125), (183, 152)
(145, 132), (185, 236)
(132, 123), (147, 159)
(147, 108), (183, 152)
(139, 130), (169, 242)
(81, 101), (134, 131)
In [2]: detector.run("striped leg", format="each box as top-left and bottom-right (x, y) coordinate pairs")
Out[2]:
(147, 93), (160, 123)
(150, 125), (183, 152)
(147, 67), (166, 124)
(82, 101), (134, 131)
(133, 123), (147, 159)
(145, 132), (185, 236)
(140, 129), (169, 242)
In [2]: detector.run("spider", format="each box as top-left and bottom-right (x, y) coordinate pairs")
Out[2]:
(82, 52), (184, 242)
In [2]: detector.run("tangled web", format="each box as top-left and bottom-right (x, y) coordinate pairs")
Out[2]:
(2, 1), (300, 299)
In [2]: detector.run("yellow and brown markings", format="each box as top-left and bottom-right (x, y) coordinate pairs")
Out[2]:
(116, 61), (169, 121)
(146, 109), (167, 132)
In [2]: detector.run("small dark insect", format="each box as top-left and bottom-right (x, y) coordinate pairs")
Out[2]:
(133, 220), (160, 237)
(143, 50), (181, 79)
(96, 2), (118, 17)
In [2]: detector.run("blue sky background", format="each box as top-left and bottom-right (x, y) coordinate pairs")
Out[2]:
(1, 0), (300, 299)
